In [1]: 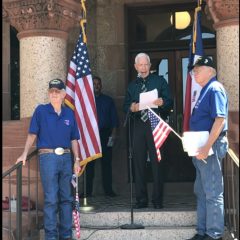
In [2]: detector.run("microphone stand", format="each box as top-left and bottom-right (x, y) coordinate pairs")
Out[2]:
(121, 110), (144, 230)
(80, 169), (94, 212)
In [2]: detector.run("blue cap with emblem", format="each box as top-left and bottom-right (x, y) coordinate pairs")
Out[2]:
(49, 79), (65, 90)
(190, 56), (214, 70)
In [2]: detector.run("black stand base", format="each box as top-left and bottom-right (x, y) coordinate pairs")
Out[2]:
(120, 223), (145, 229)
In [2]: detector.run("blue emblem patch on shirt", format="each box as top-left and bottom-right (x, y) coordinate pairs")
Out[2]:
(64, 119), (70, 126)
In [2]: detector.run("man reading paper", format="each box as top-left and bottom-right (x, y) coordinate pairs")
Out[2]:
(185, 56), (228, 240)
(123, 53), (173, 209)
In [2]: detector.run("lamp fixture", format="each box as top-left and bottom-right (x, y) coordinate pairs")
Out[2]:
(170, 11), (191, 30)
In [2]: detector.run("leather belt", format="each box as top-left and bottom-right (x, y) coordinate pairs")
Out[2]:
(38, 148), (71, 155)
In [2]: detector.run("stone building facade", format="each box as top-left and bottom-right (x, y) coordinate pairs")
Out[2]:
(2, 0), (239, 199)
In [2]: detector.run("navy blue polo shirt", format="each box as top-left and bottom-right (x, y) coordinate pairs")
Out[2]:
(95, 93), (119, 130)
(190, 77), (228, 132)
(29, 103), (80, 149)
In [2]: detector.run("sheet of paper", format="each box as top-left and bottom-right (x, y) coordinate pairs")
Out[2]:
(139, 89), (158, 110)
(182, 131), (214, 157)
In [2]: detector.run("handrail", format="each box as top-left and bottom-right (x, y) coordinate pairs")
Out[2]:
(2, 148), (38, 240)
(2, 149), (38, 178)
(224, 147), (239, 240)
(227, 148), (239, 167)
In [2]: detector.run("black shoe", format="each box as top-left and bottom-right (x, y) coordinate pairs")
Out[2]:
(133, 202), (148, 209)
(105, 191), (117, 197)
(153, 203), (163, 209)
(203, 235), (222, 240)
(186, 234), (206, 240)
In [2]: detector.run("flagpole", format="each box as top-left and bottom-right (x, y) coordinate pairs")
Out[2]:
(147, 106), (182, 140)
(79, 0), (97, 210)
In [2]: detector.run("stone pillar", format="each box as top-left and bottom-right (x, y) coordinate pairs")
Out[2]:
(87, 1), (128, 195)
(3, 0), (82, 118)
(206, 0), (239, 155)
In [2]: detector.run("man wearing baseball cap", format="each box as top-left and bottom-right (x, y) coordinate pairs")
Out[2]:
(186, 57), (228, 240)
(16, 78), (81, 240)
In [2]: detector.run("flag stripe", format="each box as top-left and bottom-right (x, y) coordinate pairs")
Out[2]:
(183, 73), (192, 131)
(75, 79), (101, 154)
(73, 98), (91, 158)
(65, 94), (75, 107)
(65, 31), (102, 164)
(82, 76), (98, 121)
(148, 110), (171, 161)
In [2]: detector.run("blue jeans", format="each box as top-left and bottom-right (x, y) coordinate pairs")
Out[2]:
(39, 153), (73, 240)
(192, 136), (228, 239)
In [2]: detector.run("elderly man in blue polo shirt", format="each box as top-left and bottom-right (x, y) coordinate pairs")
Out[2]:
(186, 57), (228, 240)
(16, 79), (81, 240)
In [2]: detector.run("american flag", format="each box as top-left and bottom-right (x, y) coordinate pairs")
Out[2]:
(65, 32), (102, 163)
(148, 110), (171, 161)
(183, 2), (203, 131)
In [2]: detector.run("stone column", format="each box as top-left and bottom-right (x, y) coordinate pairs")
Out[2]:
(3, 0), (82, 118)
(206, 0), (239, 155)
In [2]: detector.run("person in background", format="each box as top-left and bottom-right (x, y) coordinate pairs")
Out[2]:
(123, 52), (173, 209)
(83, 76), (119, 197)
(16, 79), (81, 240)
(185, 56), (228, 240)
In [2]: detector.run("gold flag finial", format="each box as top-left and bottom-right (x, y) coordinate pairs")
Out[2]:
(80, 0), (87, 43)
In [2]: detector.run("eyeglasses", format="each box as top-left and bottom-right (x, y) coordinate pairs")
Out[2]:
(49, 89), (61, 94)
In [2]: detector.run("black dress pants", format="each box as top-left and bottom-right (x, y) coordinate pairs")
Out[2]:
(85, 128), (113, 195)
(132, 117), (165, 205)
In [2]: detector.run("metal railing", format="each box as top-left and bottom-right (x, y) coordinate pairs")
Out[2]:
(2, 149), (40, 240)
(223, 148), (239, 240)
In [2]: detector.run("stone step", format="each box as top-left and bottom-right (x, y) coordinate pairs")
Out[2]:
(80, 210), (196, 227)
(40, 226), (196, 240)
(39, 210), (196, 240)
(76, 227), (196, 240)
(40, 227), (234, 240)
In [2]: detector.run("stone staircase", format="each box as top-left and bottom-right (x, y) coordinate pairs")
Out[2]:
(36, 182), (233, 240)
(73, 209), (196, 240)
(40, 182), (198, 239)
(40, 209), (196, 240)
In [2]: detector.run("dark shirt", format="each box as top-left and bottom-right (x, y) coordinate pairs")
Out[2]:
(123, 73), (173, 118)
(190, 77), (228, 132)
(29, 103), (80, 148)
(95, 93), (119, 130)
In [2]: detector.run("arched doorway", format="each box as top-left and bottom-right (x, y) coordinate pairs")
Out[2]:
(126, 2), (216, 182)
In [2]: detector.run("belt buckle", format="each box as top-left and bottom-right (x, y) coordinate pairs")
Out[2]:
(55, 147), (64, 155)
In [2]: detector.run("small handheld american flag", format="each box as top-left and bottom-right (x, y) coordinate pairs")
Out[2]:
(72, 175), (80, 239)
(148, 110), (171, 161)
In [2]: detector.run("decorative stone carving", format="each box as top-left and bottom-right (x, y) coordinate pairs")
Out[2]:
(2, 0), (82, 39)
(205, 0), (239, 29)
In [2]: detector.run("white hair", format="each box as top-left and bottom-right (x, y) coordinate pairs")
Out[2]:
(135, 53), (151, 64)
(209, 67), (217, 77)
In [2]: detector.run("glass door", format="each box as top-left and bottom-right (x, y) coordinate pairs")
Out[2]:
(129, 48), (216, 181)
